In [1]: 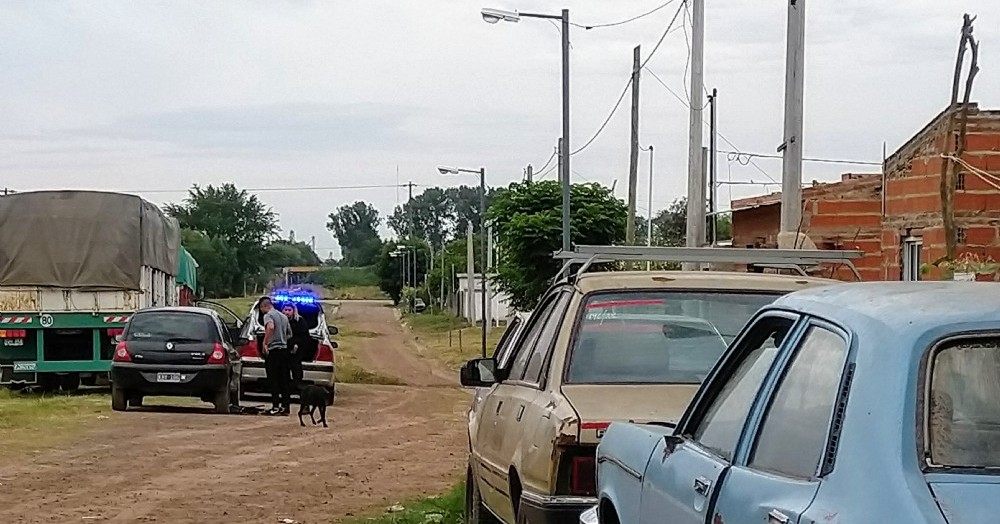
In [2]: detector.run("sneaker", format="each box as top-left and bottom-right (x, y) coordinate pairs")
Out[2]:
(278, 407), (291, 416)
(267, 407), (282, 416)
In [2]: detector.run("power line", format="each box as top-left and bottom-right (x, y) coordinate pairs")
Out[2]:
(571, 1), (686, 157)
(533, 149), (557, 175)
(722, 150), (882, 166)
(571, 0), (679, 30)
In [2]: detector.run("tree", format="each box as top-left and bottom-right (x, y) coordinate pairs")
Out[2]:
(445, 185), (504, 238)
(180, 229), (240, 298)
(327, 201), (382, 266)
(267, 240), (321, 268)
(374, 239), (432, 305)
(167, 184), (279, 294)
(651, 198), (688, 247)
(488, 181), (627, 310)
(387, 188), (453, 249)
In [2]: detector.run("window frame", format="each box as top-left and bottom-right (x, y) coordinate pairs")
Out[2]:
(503, 286), (571, 389)
(519, 291), (573, 388)
(919, 330), (1000, 472)
(742, 319), (853, 480)
(561, 288), (787, 386)
(673, 310), (804, 463)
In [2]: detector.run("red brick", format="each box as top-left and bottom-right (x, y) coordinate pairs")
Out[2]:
(955, 192), (1000, 212)
(809, 214), (882, 230)
(815, 199), (881, 215)
(959, 154), (1000, 173)
(885, 195), (940, 215)
(885, 175), (940, 197)
(962, 171), (1000, 191)
(963, 226), (998, 246)
(906, 156), (945, 177)
(963, 133), (1000, 152)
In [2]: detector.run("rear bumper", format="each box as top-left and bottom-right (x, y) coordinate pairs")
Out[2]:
(520, 492), (598, 524)
(240, 357), (334, 390)
(110, 363), (228, 395)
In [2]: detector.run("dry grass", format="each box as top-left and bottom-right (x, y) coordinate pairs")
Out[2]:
(0, 389), (111, 452)
(405, 313), (506, 370)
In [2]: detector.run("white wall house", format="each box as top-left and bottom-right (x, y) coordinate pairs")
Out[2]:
(455, 273), (513, 325)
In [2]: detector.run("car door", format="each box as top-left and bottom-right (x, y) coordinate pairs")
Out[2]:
(196, 300), (245, 341)
(712, 321), (851, 524)
(638, 314), (801, 524)
(475, 291), (564, 522)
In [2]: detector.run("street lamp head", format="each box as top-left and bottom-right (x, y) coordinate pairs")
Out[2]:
(482, 8), (519, 24)
(437, 166), (459, 175)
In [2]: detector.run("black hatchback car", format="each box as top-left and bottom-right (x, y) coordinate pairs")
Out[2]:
(110, 307), (244, 413)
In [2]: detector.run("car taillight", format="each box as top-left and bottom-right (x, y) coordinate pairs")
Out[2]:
(106, 328), (124, 337)
(113, 341), (132, 362)
(570, 455), (597, 496)
(316, 343), (334, 362)
(239, 339), (259, 359)
(207, 343), (226, 364)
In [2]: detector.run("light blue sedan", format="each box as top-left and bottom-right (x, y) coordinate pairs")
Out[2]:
(590, 282), (1000, 524)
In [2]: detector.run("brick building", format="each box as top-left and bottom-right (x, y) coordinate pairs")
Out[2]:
(731, 104), (1000, 281)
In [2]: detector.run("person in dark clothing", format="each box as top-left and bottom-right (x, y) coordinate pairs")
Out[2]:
(260, 297), (293, 415)
(283, 304), (310, 394)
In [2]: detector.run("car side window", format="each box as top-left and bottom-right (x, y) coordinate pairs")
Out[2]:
(507, 293), (561, 381)
(493, 316), (522, 360)
(521, 293), (572, 385)
(688, 316), (795, 462)
(749, 326), (848, 479)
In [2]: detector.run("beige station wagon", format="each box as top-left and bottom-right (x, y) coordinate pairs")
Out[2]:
(461, 269), (839, 524)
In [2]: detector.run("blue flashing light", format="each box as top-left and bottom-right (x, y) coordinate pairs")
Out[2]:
(272, 293), (317, 305)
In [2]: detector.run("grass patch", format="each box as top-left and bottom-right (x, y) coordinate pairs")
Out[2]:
(344, 482), (464, 524)
(0, 389), (110, 452)
(213, 296), (257, 316)
(405, 313), (506, 370)
(331, 286), (389, 301)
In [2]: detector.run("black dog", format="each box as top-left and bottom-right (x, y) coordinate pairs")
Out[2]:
(298, 385), (329, 428)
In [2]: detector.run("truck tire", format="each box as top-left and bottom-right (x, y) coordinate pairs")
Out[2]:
(213, 386), (231, 414)
(59, 373), (81, 392)
(111, 384), (127, 411)
(37, 374), (59, 393)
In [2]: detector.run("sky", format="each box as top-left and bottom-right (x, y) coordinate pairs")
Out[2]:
(1, 1), (997, 259)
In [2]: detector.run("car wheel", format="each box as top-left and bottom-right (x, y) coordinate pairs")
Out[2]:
(213, 386), (231, 414)
(111, 384), (128, 412)
(59, 373), (81, 393)
(466, 466), (498, 524)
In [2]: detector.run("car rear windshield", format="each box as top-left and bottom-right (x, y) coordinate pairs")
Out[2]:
(928, 337), (1000, 468)
(566, 290), (780, 384)
(126, 312), (218, 343)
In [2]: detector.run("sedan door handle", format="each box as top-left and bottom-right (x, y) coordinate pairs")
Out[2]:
(693, 476), (711, 496)
(496, 401), (503, 415)
(516, 405), (525, 422)
(767, 510), (790, 524)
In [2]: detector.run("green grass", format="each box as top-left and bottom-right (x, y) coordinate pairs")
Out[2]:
(318, 266), (380, 288)
(213, 296), (257, 315)
(331, 286), (389, 301)
(404, 313), (505, 370)
(0, 389), (110, 451)
(343, 483), (464, 524)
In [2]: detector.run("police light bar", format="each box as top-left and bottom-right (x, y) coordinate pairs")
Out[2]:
(272, 293), (317, 305)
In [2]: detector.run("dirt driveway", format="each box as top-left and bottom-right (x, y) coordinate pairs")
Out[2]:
(0, 302), (469, 524)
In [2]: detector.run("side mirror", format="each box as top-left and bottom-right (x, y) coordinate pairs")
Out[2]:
(329, 341), (339, 349)
(460, 358), (499, 388)
(328, 326), (339, 336)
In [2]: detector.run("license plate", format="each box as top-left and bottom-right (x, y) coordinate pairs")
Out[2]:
(156, 373), (182, 383)
(3, 339), (24, 347)
(13, 362), (36, 372)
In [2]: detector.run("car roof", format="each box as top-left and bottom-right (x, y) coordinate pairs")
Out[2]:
(572, 270), (836, 294)
(770, 281), (1000, 345)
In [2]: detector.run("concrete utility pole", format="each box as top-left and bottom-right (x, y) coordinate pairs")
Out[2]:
(466, 222), (475, 349)
(685, 0), (706, 259)
(561, 8), (571, 253)
(486, 225), (494, 332)
(526, 164), (533, 183)
(626, 45), (641, 246)
(779, 0), (806, 236)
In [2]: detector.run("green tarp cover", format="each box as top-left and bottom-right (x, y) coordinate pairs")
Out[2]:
(176, 247), (198, 293)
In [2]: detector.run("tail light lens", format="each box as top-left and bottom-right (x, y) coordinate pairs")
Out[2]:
(316, 343), (334, 362)
(106, 328), (124, 337)
(207, 343), (226, 364)
(570, 456), (597, 496)
(0, 329), (27, 338)
(239, 339), (259, 359)
(113, 342), (132, 362)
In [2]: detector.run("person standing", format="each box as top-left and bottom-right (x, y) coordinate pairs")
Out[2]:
(259, 296), (293, 416)
(283, 304), (310, 394)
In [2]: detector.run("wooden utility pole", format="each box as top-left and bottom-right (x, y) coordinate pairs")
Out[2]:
(626, 45), (641, 246)
(941, 14), (979, 262)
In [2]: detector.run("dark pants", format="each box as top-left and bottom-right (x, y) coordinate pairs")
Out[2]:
(265, 346), (292, 409)
(289, 351), (303, 393)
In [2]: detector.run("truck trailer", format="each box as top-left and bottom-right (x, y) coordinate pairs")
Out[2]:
(0, 190), (189, 391)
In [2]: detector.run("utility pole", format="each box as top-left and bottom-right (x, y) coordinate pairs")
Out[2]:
(642, 145), (654, 270)
(779, 0), (806, 237)
(466, 222), (475, 343)
(486, 225), (494, 333)
(560, 8), (571, 254)
(708, 88), (718, 246)
(685, 0), (706, 265)
(526, 164), (533, 184)
(626, 45), (641, 246)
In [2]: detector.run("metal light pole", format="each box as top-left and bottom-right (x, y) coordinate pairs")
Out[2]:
(641, 145), (654, 270)
(483, 7), (570, 251)
(438, 165), (489, 358)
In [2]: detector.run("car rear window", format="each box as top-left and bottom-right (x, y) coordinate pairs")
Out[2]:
(126, 312), (218, 343)
(566, 290), (780, 384)
(928, 337), (1000, 468)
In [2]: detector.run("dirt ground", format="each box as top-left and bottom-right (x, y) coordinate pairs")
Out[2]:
(0, 302), (470, 524)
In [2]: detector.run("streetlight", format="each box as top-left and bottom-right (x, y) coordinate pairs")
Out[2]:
(482, 6), (571, 252)
(438, 165), (488, 358)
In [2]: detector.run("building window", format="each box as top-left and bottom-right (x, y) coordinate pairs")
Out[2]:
(957, 227), (967, 245)
(903, 237), (923, 282)
(956, 172), (966, 190)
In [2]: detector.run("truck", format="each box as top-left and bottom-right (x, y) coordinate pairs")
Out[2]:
(0, 190), (191, 391)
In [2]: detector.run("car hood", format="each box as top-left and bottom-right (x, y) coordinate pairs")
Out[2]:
(561, 384), (697, 444)
(927, 475), (1000, 524)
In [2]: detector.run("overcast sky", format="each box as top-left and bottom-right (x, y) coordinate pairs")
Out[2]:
(2, 1), (997, 258)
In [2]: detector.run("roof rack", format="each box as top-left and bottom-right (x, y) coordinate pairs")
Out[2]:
(552, 245), (864, 281)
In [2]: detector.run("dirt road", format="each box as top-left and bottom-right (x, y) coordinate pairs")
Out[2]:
(0, 303), (469, 524)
